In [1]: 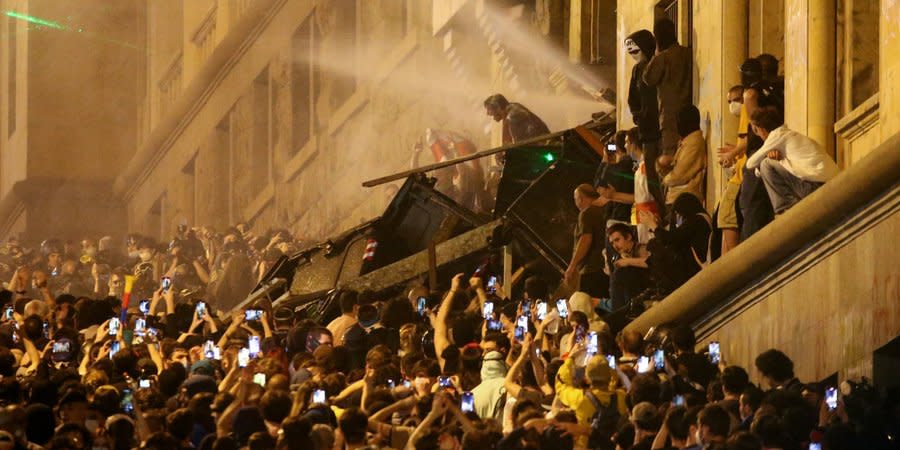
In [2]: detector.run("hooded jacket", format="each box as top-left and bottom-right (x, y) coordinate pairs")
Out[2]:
(472, 350), (508, 420)
(644, 42), (693, 154)
(560, 292), (610, 354)
(626, 30), (661, 143)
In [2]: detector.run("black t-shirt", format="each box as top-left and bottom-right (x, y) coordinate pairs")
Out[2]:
(674, 352), (719, 389)
(718, 398), (740, 420)
(629, 435), (657, 450)
(601, 156), (636, 223)
(574, 206), (606, 274)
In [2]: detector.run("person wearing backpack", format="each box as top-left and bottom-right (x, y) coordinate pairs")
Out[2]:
(554, 341), (629, 449)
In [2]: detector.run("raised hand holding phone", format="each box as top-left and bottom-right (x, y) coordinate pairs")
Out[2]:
(460, 391), (475, 413)
(708, 341), (721, 365)
(450, 273), (465, 292)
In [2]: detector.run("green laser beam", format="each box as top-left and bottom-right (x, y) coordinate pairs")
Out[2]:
(5, 11), (65, 30)
(4, 10), (140, 50)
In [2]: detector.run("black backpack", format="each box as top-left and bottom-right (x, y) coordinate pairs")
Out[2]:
(586, 391), (621, 450)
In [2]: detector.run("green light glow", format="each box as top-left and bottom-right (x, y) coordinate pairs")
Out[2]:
(543, 153), (555, 162)
(5, 11), (65, 30)
(4, 10), (138, 49)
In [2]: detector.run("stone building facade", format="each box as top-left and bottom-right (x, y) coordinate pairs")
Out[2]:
(0, 0), (141, 242)
(615, 0), (898, 390)
(111, 0), (617, 244)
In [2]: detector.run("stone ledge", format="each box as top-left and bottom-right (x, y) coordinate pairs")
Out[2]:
(694, 183), (899, 341)
(327, 88), (370, 136)
(834, 93), (879, 140)
(242, 182), (275, 221)
(282, 136), (319, 182)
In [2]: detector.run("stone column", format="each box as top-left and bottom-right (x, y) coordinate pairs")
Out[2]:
(691, 1), (748, 206)
(718, 1), (748, 197)
(785, 0), (836, 157)
(881, 0), (900, 137)
(748, 0), (785, 60)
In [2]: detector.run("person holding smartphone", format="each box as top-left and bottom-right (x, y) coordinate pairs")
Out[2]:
(594, 131), (637, 227)
(554, 340), (629, 448)
(667, 325), (721, 392)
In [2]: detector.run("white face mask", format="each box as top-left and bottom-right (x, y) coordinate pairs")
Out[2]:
(128, 250), (140, 258)
(625, 39), (644, 62)
(729, 101), (742, 116)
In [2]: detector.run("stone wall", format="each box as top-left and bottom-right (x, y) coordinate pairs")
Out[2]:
(703, 211), (900, 384)
(130, 0), (483, 242)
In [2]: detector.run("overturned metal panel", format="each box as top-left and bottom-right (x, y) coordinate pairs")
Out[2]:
(252, 122), (617, 321)
(342, 220), (502, 293)
(270, 175), (486, 299)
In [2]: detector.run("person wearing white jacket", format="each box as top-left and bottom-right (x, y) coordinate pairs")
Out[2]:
(746, 106), (839, 214)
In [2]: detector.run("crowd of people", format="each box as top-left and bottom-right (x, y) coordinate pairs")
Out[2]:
(0, 15), (878, 450)
(0, 251), (897, 450)
(558, 18), (839, 313)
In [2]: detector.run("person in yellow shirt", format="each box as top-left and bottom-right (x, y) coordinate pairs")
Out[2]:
(717, 85), (748, 255)
(554, 342), (629, 447)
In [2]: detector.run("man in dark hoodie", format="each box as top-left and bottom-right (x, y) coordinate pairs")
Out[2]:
(625, 29), (665, 212)
(644, 18), (693, 157)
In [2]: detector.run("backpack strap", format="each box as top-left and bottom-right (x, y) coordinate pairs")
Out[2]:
(585, 390), (602, 412)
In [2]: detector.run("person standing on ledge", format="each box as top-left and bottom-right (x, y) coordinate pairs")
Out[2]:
(484, 94), (550, 145)
(643, 18), (693, 158)
(566, 184), (609, 299)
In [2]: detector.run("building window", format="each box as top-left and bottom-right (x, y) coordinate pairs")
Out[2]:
(250, 68), (271, 196)
(836, 0), (879, 116)
(218, 113), (236, 223)
(7, 15), (17, 137)
(291, 14), (317, 156)
(586, 0), (615, 65)
(150, 194), (164, 240)
(655, 0), (692, 49)
(332, 1), (357, 109)
(230, 68), (272, 213)
(183, 156), (196, 226)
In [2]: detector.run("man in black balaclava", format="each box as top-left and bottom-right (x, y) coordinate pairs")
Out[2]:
(625, 29), (665, 212)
